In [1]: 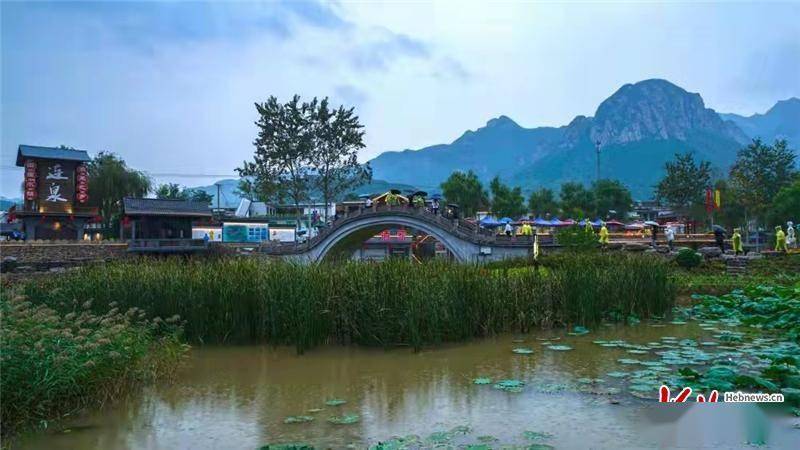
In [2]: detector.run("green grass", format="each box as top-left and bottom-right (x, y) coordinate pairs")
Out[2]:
(17, 255), (675, 352)
(0, 294), (187, 436)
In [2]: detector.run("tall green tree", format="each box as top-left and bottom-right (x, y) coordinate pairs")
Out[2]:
(235, 178), (276, 203)
(559, 182), (595, 218)
(592, 179), (633, 219)
(713, 178), (746, 229)
(238, 95), (315, 228)
(440, 170), (489, 217)
(489, 176), (526, 218)
(309, 97), (371, 220)
(767, 179), (800, 227)
(87, 152), (151, 233)
(729, 139), (797, 224)
(155, 183), (185, 200)
(184, 188), (214, 205)
(655, 152), (712, 214)
(528, 187), (559, 217)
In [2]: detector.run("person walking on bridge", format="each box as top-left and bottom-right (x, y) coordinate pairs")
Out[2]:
(787, 221), (796, 249)
(665, 225), (675, 251)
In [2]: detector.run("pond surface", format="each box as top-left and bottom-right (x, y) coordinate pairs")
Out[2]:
(14, 323), (798, 449)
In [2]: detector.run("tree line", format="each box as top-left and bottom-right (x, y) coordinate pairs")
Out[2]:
(441, 172), (633, 220)
(440, 138), (797, 229)
(655, 138), (797, 229)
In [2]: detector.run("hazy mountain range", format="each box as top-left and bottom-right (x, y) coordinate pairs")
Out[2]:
(368, 79), (799, 199)
(2, 79), (795, 210)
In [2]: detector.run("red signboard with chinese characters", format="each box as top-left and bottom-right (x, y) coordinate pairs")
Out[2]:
(24, 160), (37, 201)
(75, 164), (88, 203)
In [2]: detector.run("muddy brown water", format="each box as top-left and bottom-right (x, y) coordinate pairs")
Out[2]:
(13, 323), (798, 449)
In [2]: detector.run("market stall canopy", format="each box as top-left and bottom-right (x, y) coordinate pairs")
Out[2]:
(533, 217), (551, 226)
(625, 221), (645, 230)
(479, 216), (503, 228)
(605, 220), (624, 226)
(644, 220), (661, 227)
(499, 217), (513, 223)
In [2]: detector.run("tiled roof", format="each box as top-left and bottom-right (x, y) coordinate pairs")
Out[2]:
(123, 197), (212, 217)
(16, 145), (92, 166)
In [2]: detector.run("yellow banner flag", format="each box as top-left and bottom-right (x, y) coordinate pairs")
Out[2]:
(714, 189), (721, 209)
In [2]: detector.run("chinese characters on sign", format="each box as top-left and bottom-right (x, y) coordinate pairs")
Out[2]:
(76, 164), (89, 203)
(37, 160), (76, 213)
(24, 160), (37, 201)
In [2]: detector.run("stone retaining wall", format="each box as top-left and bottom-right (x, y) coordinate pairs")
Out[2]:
(0, 242), (128, 268)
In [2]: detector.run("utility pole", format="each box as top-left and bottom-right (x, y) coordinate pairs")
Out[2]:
(595, 140), (601, 183)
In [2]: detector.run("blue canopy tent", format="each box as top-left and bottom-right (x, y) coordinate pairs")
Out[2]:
(499, 217), (513, 223)
(578, 219), (602, 228)
(533, 217), (551, 227)
(479, 216), (503, 228)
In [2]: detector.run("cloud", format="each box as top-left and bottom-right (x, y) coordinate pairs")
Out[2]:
(435, 57), (471, 81)
(349, 28), (431, 71)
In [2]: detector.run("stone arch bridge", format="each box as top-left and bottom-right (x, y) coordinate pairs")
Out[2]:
(259, 206), (546, 263)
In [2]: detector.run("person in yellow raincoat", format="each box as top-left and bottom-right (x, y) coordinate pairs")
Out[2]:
(732, 227), (743, 256)
(584, 219), (593, 233)
(598, 222), (610, 247)
(775, 225), (787, 253)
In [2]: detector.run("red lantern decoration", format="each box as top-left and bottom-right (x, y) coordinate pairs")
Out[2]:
(380, 230), (390, 241)
(25, 190), (36, 200)
(397, 228), (407, 240)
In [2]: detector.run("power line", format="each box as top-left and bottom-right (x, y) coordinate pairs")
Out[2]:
(1, 165), (237, 178)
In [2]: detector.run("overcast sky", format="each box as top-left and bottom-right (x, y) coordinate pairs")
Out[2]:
(2, 0), (799, 197)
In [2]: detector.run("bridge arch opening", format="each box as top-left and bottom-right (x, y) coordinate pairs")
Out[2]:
(319, 223), (459, 263)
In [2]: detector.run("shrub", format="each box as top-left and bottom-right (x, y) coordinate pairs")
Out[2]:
(675, 248), (703, 269)
(555, 226), (598, 251)
(0, 294), (187, 435)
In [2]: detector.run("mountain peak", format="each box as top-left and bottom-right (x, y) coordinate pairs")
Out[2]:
(590, 78), (743, 144)
(485, 115), (520, 129)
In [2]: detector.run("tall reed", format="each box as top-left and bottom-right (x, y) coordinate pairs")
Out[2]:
(19, 254), (675, 352)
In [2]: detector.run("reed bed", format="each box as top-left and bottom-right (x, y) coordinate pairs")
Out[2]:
(19, 254), (674, 352)
(0, 294), (187, 436)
